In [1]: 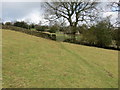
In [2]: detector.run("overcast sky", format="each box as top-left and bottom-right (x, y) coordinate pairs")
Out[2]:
(1, 1), (118, 25)
(2, 2), (45, 24)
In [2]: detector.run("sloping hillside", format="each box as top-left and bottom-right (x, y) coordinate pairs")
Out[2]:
(2, 29), (118, 88)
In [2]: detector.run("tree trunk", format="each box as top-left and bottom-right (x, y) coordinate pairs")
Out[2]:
(73, 32), (76, 43)
(71, 26), (76, 43)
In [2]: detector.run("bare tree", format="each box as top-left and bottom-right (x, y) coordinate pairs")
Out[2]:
(108, 1), (120, 27)
(44, 1), (99, 42)
(109, 1), (120, 49)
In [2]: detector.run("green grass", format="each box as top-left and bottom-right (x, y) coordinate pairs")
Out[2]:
(30, 28), (36, 31)
(0, 29), (2, 89)
(2, 29), (118, 88)
(56, 31), (83, 41)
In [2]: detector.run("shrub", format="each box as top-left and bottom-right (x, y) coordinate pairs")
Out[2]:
(81, 26), (97, 45)
(2, 25), (56, 41)
(95, 20), (112, 47)
(5, 22), (12, 26)
(14, 21), (28, 29)
(48, 26), (58, 33)
(30, 23), (35, 29)
(35, 26), (46, 32)
(81, 19), (113, 48)
(112, 28), (120, 49)
(64, 38), (75, 43)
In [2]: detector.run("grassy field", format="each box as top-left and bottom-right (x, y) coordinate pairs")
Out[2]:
(0, 29), (2, 89)
(2, 29), (118, 88)
(56, 31), (82, 41)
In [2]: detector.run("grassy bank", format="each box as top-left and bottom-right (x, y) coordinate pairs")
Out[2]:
(2, 29), (118, 88)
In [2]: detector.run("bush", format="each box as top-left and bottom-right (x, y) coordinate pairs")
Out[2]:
(112, 28), (120, 49)
(35, 26), (46, 32)
(81, 19), (113, 47)
(48, 26), (58, 33)
(30, 23), (35, 29)
(64, 38), (75, 43)
(95, 20), (112, 47)
(2, 25), (56, 41)
(81, 26), (97, 45)
(14, 21), (28, 29)
(5, 22), (12, 26)
(78, 24), (88, 34)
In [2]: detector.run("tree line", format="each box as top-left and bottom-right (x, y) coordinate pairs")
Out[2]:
(2, 19), (119, 50)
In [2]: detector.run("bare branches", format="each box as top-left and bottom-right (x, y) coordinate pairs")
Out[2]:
(44, 2), (99, 27)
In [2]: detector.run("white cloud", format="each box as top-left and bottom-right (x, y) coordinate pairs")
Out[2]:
(103, 11), (118, 24)
(17, 10), (49, 25)
(2, 2), (45, 24)
(17, 11), (43, 24)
